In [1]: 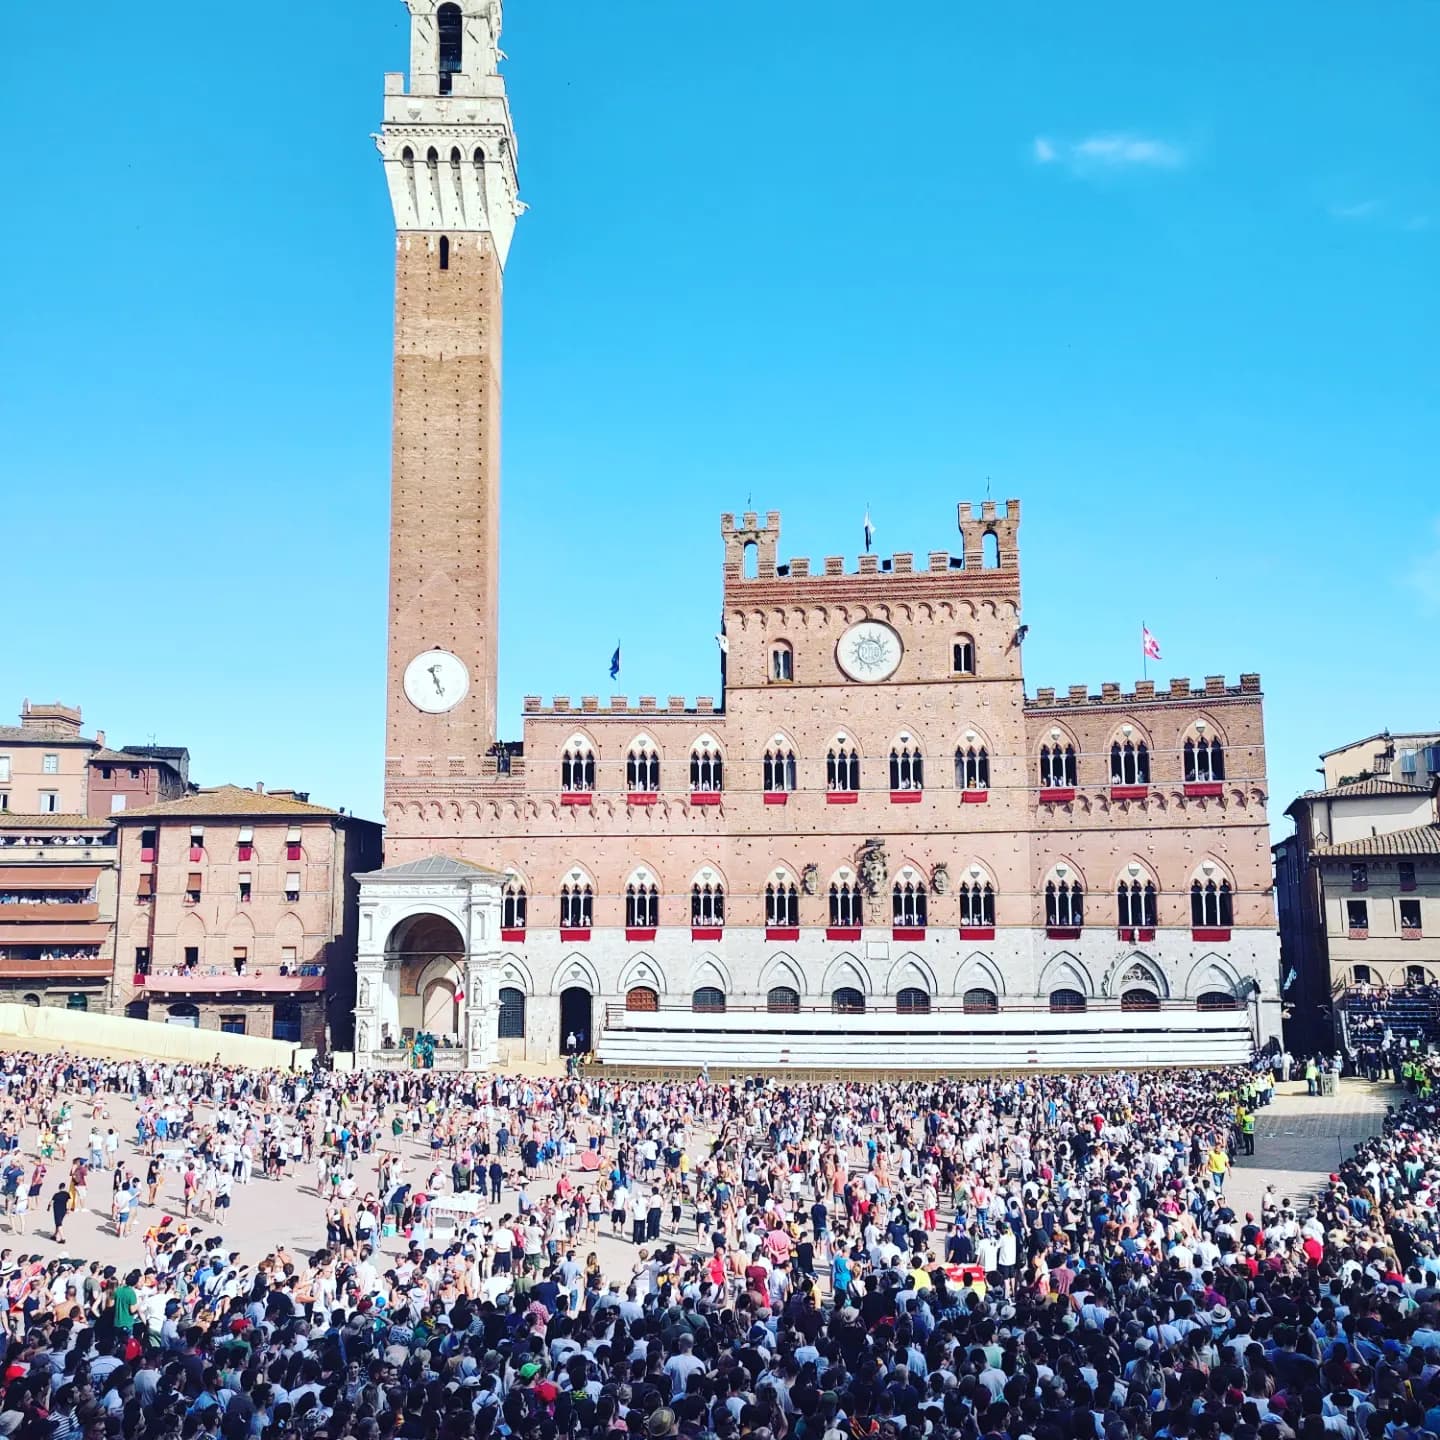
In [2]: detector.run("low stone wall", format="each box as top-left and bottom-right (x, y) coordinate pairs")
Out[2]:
(0, 1003), (308, 1069)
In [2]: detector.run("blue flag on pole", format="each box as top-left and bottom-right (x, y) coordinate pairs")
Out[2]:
(609, 644), (621, 680)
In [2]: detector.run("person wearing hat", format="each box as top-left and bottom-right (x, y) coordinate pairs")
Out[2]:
(647, 1406), (679, 1439)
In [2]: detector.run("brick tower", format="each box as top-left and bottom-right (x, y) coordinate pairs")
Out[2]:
(378, 0), (522, 813)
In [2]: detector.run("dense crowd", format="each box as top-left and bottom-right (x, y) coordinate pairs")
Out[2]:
(0, 1048), (1433, 1440)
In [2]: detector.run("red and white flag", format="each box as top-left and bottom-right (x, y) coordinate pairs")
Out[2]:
(1142, 626), (1162, 661)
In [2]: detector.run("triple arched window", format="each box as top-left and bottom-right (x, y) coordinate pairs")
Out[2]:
(1116, 879), (1158, 928)
(1039, 743), (1077, 787)
(889, 744), (924, 791)
(763, 743), (797, 794)
(1046, 879), (1085, 928)
(955, 744), (990, 790)
(690, 882), (724, 927)
(559, 882), (593, 929)
(626, 739), (660, 793)
(829, 880), (862, 928)
(892, 879), (927, 928)
(689, 738), (723, 793)
(1184, 737), (1226, 782)
(766, 880), (799, 927)
(959, 881), (995, 927)
(561, 741), (595, 794)
(625, 881), (659, 928)
(953, 635), (976, 675)
(1111, 739), (1151, 785)
(1191, 878), (1234, 927)
(827, 745), (860, 793)
(501, 878), (527, 931)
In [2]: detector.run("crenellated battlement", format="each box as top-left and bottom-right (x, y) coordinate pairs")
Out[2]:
(523, 695), (721, 718)
(721, 500), (1022, 586)
(1027, 674), (1262, 709)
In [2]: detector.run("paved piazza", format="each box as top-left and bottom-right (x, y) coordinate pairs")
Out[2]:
(0, 1065), (1396, 1276)
(1227, 1075), (1392, 1217)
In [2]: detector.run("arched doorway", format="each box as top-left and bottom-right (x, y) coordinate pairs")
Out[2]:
(386, 912), (466, 1043)
(167, 1003), (200, 1028)
(625, 986), (658, 1012)
(560, 987), (592, 1054)
(124, 1000), (149, 1021)
(422, 978), (459, 1034)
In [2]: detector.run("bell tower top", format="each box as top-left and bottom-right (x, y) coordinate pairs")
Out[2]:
(377, 0), (523, 263)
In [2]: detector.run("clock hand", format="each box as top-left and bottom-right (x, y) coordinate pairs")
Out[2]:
(428, 664), (445, 695)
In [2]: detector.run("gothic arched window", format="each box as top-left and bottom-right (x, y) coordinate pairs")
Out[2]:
(955, 744), (990, 790)
(560, 739), (595, 794)
(1116, 878), (1157, 928)
(889, 742), (923, 792)
(625, 882), (659, 929)
(892, 879), (927, 929)
(1184, 736), (1226, 782)
(1045, 878), (1084, 928)
(952, 635), (976, 676)
(626, 738), (660, 794)
(829, 880), (862, 928)
(1110, 739), (1151, 786)
(690, 882), (724, 928)
(689, 737), (723, 793)
(765, 880), (799, 928)
(763, 742), (797, 795)
(826, 745), (860, 793)
(438, 235), (450, 271)
(1039, 743), (1077, 787)
(559, 882), (593, 930)
(501, 877), (527, 931)
(1191, 878), (1234, 928)
(437, 2), (463, 93)
(959, 881), (995, 927)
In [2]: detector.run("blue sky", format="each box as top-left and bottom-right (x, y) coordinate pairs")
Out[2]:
(1, 1), (1436, 832)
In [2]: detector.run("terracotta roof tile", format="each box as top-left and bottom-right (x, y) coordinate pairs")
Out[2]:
(1304, 778), (1430, 800)
(0, 814), (115, 832)
(1312, 825), (1440, 858)
(112, 784), (340, 820)
(0, 727), (96, 746)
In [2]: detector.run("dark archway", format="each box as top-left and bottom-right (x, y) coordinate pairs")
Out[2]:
(560, 987), (592, 1053)
(1121, 988), (1160, 1011)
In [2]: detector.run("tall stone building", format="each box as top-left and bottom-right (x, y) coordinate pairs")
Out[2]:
(356, 1), (1280, 1070)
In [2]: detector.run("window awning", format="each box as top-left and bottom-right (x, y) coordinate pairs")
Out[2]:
(238, 872), (252, 885)
(186, 872), (203, 889)
(190, 825), (205, 837)
(285, 872), (301, 890)
(238, 826), (254, 843)
(285, 826), (302, 843)
(0, 866), (103, 889)
(0, 923), (109, 945)
(137, 874), (155, 897)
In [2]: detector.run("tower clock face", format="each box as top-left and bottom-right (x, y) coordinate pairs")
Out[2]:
(837, 621), (903, 683)
(403, 649), (470, 713)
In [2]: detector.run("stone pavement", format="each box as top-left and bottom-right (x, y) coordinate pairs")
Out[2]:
(1225, 1077), (1394, 1218)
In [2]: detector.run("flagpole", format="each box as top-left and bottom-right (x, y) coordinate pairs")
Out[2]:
(1141, 620), (1147, 682)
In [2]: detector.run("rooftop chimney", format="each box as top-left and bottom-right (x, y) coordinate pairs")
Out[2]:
(256, 781), (265, 794)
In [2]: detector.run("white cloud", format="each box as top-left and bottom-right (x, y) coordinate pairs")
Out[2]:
(1032, 132), (1187, 177)
(1404, 215), (1432, 232)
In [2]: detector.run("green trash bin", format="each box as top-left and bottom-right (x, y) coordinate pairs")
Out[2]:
(1319, 1071), (1338, 1097)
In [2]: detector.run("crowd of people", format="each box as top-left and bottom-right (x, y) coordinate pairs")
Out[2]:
(0, 1047), (1431, 1440)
